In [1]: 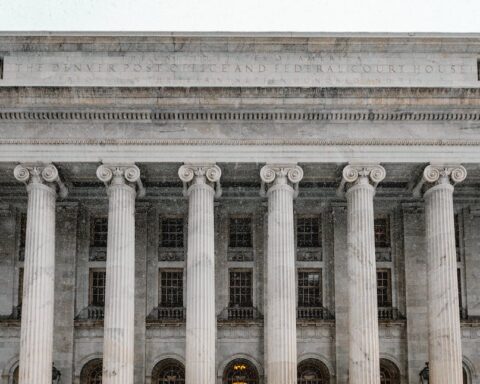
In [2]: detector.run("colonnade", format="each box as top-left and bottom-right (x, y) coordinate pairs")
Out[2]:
(13, 161), (466, 384)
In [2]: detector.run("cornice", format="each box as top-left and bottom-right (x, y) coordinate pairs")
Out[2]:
(0, 109), (479, 122)
(1, 87), (480, 101)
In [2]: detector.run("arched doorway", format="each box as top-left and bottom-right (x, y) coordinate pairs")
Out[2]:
(380, 358), (400, 384)
(297, 358), (330, 384)
(223, 358), (259, 384)
(80, 358), (103, 384)
(152, 359), (185, 384)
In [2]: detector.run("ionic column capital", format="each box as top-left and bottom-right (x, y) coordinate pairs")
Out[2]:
(178, 163), (222, 198)
(337, 163), (386, 197)
(96, 164), (145, 198)
(14, 163), (68, 198)
(259, 164), (303, 198)
(413, 164), (467, 197)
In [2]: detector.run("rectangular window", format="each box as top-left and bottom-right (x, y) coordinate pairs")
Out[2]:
(298, 270), (322, 307)
(297, 217), (321, 248)
(374, 217), (390, 248)
(159, 270), (184, 307)
(458, 268), (462, 309)
(377, 269), (392, 307)
(91, 217), (108, 247)
(229, 217), (253, 248)
(229, 270), (253, 307)
(0, 57), (3, 80)
(160, 217), (184, 248)
(18, 268), (24, 306)
(89, 269), (106, 307)
(478, 59), (480, 81)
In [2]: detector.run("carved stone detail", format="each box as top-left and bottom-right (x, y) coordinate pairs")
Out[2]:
(96, 164), (145, 198)
(259, 164), (303, 198)
(178, 164), (222, 198)
(337, 164), (386, 196)
(413, 164), (467, 197)
(14, 163), (68, 198)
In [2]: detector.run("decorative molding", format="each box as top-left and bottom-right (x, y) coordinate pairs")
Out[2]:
(337, 163), (386, 196)
(96, 164), (145, 197)
(259, 164), (303, 198)
(1, 109), (480, 122)
(178, 164), (222, 198)
(413, 164), (467, 197)
(2, 138), (480, 147)
(13, 163), (68, 198)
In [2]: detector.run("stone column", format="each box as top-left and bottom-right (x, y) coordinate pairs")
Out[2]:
(14, 164), (67, 384)
(178, 164), (222, 384)
(339, 164), (385, 384)
(260, 164), (303, 384)
(97, 164), (144, 384)
(421, 164), (466, 384)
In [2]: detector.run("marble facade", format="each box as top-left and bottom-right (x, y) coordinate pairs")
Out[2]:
(0, 33), (479, 384)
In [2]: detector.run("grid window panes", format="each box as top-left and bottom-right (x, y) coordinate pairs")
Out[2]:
(298, 271), (322, 307)
(89, 269), (106, 306)
(159, 270), (184, 307)
(297, 217), (321, 248)
(229, 217), (253, 248)
(18, 268), (24, 306)
(377, 269), (392, 307)
(91, 217), (108, 247)
(374, 218), (390, 248)
(20, 213), (27, 248)
(161, 218), (184, 248)
(229, 270), (253, 307)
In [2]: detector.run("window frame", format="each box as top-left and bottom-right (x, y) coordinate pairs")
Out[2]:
(297, 269), (323, 308)
(296, 215), (322, 249)
(159, 216), (185, 249)
(158, 268), (184, 308)
(228, 269), (254, 308)
(376, 268), (393, 308)
(88, 268), (106, 307)
(228, 216), (253, 249)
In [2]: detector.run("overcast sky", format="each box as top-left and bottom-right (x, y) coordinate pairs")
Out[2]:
(0, 0), (479, 32)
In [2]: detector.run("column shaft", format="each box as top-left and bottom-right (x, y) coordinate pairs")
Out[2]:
(185, 183), (216, 384)
(346, 182), (380, 384)
(19, 183), (57, 384)
(266, 183), (297, 384)
(103, 183), (136, 384)
(425, 183), (463, 384)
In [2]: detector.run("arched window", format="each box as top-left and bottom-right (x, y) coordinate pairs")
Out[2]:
(380, 358), (400, 384)
(152, 359), (185, 384)
(12, 366), (19, 384)
(223, 358), (259, 384)
(463, 365), (471, 384)
(298, 358), (330, 384)
(80, 358), (103, 384)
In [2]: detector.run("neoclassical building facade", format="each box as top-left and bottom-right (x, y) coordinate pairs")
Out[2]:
(0, 32), (479, 384)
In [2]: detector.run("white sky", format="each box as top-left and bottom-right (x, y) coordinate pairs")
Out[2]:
(0, 0), (479, 32)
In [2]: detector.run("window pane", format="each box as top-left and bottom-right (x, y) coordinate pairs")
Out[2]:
(229, 218), (253, 248)
(377, 269), (392, 307)
(159, 270), (184, 307)
(91, 217), (108, 247)
(297, 217), (321, 248)
(298, 271), (322, 307)
(161, 218), (184, 248)
(89, 270), (106, 306)
(374, 218), (390, 248)
(229, 270), (253, 307)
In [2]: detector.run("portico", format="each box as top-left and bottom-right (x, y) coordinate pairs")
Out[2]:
(0, 33), (479, 384)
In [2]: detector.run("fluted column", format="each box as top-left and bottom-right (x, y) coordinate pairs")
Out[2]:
(339, 164), (385, 384)
(14, 164), (67, 384)
(422, 164), (466, 384)
(260, 164), (303, 384)
(97, 164), (144, 384)
(179, 164), (222, 384)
